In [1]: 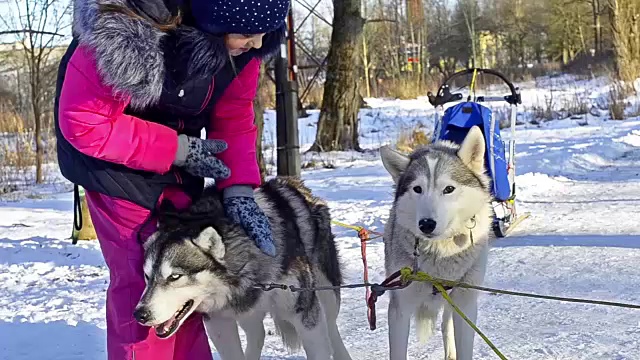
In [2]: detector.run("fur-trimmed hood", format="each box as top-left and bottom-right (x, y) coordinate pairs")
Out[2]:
(72, 0), (284, 110)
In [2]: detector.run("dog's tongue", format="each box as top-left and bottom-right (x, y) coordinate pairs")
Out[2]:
(155, 315), (177, 336)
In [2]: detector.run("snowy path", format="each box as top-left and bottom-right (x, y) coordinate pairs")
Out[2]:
(2, 119), (640, 359)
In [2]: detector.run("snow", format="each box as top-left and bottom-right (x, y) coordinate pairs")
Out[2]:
(264, 103), (436, 153)
(2, 76), (640, 359)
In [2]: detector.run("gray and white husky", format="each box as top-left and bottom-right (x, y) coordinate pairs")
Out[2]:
(133, 177), (352, 360)
(380, 126), (494, 360)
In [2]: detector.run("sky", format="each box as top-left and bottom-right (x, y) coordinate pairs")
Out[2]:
(0, 0), (73, 46)
(0, 0), (334, 46)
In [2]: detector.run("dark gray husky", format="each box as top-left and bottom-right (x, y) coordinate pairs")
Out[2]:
(133, 177), (352, 360)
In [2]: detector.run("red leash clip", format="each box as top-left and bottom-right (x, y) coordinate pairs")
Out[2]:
(355, 225), (411, 331)
(366, 270), (411, 330)
(358, 228), (371, 301)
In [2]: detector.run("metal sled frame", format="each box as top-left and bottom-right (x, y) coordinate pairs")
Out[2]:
(428, 68), (530, 237)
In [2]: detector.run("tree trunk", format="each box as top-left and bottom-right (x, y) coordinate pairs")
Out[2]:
(34, 107), (43, 183)
(29, 55), (44, 184)
(462, 0), (477, 68)
(362, 35), (372, 98)
(254, 63), (268, 182)
(563, 19), (571, 65)
(361, 0), (371, 98)
(591, 0), (600, 54)
(394, 0), (402, 75)
(578, 13), (588, 54)
(609, 0), (640, 84)
(309, 0), (365, 152)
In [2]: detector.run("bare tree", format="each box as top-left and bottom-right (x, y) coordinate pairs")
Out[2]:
(589, 0), (604, 54)
(309, 0), (365, 152)
(608, 0), (640, 85)
(0, 0), (72, 184)
(459, 0), (479, 67)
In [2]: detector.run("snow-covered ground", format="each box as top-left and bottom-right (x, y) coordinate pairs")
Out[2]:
(2, 76), (640, 359)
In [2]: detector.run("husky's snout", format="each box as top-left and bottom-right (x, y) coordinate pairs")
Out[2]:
(418, 218), (437, 235)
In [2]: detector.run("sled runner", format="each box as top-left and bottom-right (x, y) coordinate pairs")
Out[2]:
(428, 68), (530, 237)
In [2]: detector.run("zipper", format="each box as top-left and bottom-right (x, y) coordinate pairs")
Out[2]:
(196, 77), (215, 115)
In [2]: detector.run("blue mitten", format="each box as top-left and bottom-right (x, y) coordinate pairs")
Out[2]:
(223, 185), (276, 256)
(173, 134), (230, 179)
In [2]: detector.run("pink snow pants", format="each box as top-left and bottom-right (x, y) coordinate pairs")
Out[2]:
(86, 187), (213, 360)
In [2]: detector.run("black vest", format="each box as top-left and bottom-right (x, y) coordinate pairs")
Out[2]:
(54, 39), (254, 210)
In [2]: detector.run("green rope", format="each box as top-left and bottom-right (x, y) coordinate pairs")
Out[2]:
(398, 267), (640, 310)
(400, 268), (508, 359)
(399, 266), (640, 359)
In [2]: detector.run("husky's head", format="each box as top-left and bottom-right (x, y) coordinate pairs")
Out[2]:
(133, 224), (231, 339)
(381, 126), (492, 241)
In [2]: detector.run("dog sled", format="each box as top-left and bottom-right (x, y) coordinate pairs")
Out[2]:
(428, 68), (530, 237)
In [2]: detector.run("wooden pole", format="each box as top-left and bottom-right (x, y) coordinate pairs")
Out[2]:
(275, 4), (301, 177)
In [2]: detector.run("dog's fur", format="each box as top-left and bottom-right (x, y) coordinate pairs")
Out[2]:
(380, 126), (493, 360)
(134, 177), (352, 360)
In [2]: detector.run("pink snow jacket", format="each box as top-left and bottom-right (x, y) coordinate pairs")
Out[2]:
(54, 0), (283, 210)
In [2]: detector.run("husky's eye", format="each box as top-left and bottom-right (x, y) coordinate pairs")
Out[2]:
(443, 186), (456, 194)
(167, 274), (182, 282)
(144, 274), (150, 282)
(413, 186), (423, 194)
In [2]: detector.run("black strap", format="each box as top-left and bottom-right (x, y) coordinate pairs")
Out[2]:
(72, 185), (83, 245)
(72, 183), (158, 246)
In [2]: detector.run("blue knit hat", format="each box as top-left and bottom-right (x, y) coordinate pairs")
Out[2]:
(190, 0), (291, 35)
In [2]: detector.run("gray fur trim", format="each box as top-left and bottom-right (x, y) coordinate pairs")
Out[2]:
(73, 0), (166, 109)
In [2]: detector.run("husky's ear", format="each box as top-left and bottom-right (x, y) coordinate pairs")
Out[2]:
(142, 231), (160, 251)
(380, 145), (410, 183)
(191, 227), (225, 262)
(458, 126), (486, 173)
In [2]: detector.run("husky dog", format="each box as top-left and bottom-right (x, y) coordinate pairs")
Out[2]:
(133, 177), (352, 360)
(379, 126), (494, 360)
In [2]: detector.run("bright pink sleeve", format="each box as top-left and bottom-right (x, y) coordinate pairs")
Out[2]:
(58, 45), (178, 174)
(209, 57), (262, 189)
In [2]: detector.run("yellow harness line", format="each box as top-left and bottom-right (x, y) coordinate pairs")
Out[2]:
(469, 68), (479, 100)
(330, 220), (364, 232)
(400, 267), (509, 360)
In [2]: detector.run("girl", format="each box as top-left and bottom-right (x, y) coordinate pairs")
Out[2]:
(54, 0), (290, 359)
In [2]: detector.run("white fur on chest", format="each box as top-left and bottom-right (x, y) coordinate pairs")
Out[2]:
(418, 240), (486, 282)
(386, 228), (489, 285)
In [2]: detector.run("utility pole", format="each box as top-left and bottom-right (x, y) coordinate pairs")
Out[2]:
(275, 5), (301, 177)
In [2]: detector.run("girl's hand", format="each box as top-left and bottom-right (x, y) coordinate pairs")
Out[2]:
(223, 185), (276, 256)
(174, 134), (230, 179)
